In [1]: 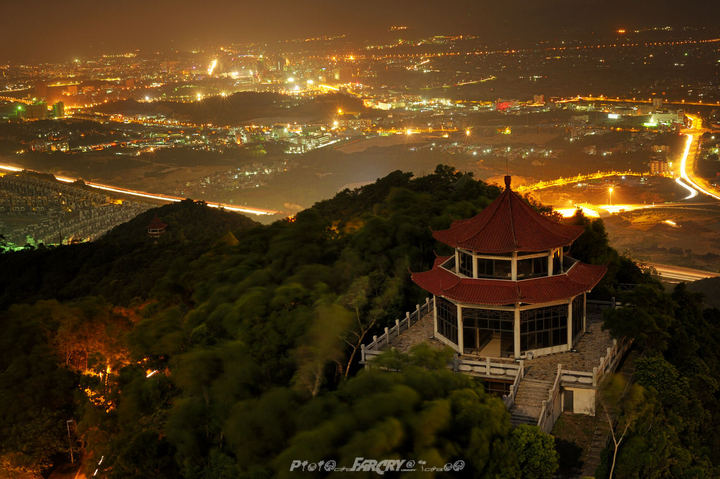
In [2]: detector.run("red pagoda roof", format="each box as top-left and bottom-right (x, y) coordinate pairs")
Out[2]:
(148, 216), (167, 230)
(412, 258), (607, 305)
(432, 176), (584, 253)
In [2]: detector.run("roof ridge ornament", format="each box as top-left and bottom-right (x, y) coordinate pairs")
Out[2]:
(504, 175), (512, 190)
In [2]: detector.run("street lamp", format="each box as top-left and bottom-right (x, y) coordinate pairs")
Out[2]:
(608, 187), (614, 205)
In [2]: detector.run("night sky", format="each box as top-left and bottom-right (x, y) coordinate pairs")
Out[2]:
(1, 0), (719, 62)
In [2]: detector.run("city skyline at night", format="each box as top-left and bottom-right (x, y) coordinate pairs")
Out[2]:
(3, 2), (720, 478)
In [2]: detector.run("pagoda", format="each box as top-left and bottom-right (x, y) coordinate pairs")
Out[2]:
(147, 216), (167, 240)
(412, 176), (606, 359)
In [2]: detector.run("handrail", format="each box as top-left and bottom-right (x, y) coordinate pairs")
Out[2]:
(538, 363), (563, 433)
(592, 338), (632, 386)
(503, 360), (524, 408)
(361, 297), (433, 363)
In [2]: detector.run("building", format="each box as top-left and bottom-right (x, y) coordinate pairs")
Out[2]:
(649, 159), (671, 175)
(147, 216), (167, 239)
(362, 177), (629, 429)
(52, 102), (64, 119)
(411, 176), (607, 360)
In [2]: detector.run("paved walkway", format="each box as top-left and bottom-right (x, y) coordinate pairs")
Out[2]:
(523, 315), (615, 381)
(383, 311), (614, 380)
(387, 312), (446, 352)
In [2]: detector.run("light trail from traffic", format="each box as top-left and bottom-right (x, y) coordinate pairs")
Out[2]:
(643, 261), (720, 283)
(679, 115), (720, 201)
(677, 135), (700, 199)
(0, 164), (281, 216)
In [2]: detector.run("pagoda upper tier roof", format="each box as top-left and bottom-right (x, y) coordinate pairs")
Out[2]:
(432, 176), (584, 253)
(412, 257), (607, 305)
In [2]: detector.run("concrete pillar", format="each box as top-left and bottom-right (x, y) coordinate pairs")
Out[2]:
(454, 249), (460, 274)
(456, 303), (464, 354)
(432, 295), (438, 339)
(567, 300), (573, 349)
(514, 306), (521, 359)
(559, 248), (564, 273)
(583, 293), (587, 333)
(472, 252), (478, 278)
(548, 248), (554, 276)
(511, 251), (518, 280)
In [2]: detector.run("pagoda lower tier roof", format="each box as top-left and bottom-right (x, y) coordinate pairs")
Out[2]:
(412, 258), (607, 306)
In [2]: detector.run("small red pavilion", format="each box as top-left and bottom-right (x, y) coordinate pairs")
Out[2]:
(147, 216), (168, 239)
(412, 176), (606, 359)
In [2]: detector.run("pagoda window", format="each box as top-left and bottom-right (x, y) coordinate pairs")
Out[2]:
(436, 297), (458, 344)
(458, 251), (473, 277)
(462, 307), (514, 332)
(477, 258), (494, 276)
(572, 295), (583, 340)
(476, 258), (512, 279)
(520, 304), (568, 351)
(516, 256), (548, 279)
(552, 250), (562, 274)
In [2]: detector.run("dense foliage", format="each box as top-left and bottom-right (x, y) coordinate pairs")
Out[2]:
(0, 166), (653, 477)
(598, 282), (720, 477)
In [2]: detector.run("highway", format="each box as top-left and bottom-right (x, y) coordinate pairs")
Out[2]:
(0, 164), (281, 217)
(643, 262), (720, 283)
(677, 115), (720, 201)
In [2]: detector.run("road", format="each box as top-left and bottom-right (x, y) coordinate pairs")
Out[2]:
(677, 114), (720, 201)
(0, 164), (281, 217)
(642, 262), (720, 283)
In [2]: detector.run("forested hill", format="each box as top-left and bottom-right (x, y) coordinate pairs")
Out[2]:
(0, 199), (258, 308)
(93, 92), (371, 125)
(0, 165), (681, 479)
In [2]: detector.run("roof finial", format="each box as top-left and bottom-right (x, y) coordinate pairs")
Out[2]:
(504, 175), (511, 190)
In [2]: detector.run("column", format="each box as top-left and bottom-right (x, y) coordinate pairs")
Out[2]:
(567, 300), (573, 349)
(432, 295), (438, 338)
(514, 306), (521, 359)
(511, 251), (517, 280)
(454, 249), (460, 274)
(457, 304), (464, 354)
(548, 248), (554, 276)
(583, 292), (587, 333)
(472, 252), (478, 278)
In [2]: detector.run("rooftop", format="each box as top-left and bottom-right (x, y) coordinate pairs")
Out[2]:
(432, 175), (584, 254)
(411, 257), (607, 305)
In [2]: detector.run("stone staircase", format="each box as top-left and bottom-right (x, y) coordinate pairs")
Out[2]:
(510, 378), (553, 426)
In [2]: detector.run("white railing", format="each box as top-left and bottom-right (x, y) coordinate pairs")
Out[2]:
(537, 363), (563, 433)
(503, 360), (525, 408)
(360, 297), (433, 363)
(455, 356), (521, 378)
(559, 369), (594, 386)
(592, 338), (632, 386)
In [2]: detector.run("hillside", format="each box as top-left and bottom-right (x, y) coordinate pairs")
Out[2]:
(2, 166), (715, 479)
(0, 199), (258, 307)
(93, 92), (372, 125)
(688, 276), (720, 309)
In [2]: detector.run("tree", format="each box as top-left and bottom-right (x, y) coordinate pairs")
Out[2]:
(510, 425), (559, 479)
(598, 374), (647, 479)
(293, 302), (353, 397)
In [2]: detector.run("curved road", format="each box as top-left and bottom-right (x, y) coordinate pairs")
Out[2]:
(0, 164), (281, 217)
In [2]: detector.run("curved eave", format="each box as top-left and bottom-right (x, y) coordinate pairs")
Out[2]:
(432, 227), (584, 254)
(411, 261), (607, 306)
(431, 188), (585, 254)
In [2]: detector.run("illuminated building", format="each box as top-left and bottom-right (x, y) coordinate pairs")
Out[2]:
(52, 102), (64, 119)
(411, 176), (606, 359)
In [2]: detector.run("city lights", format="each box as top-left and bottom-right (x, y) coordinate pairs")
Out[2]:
(207, 59), (218, 76)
